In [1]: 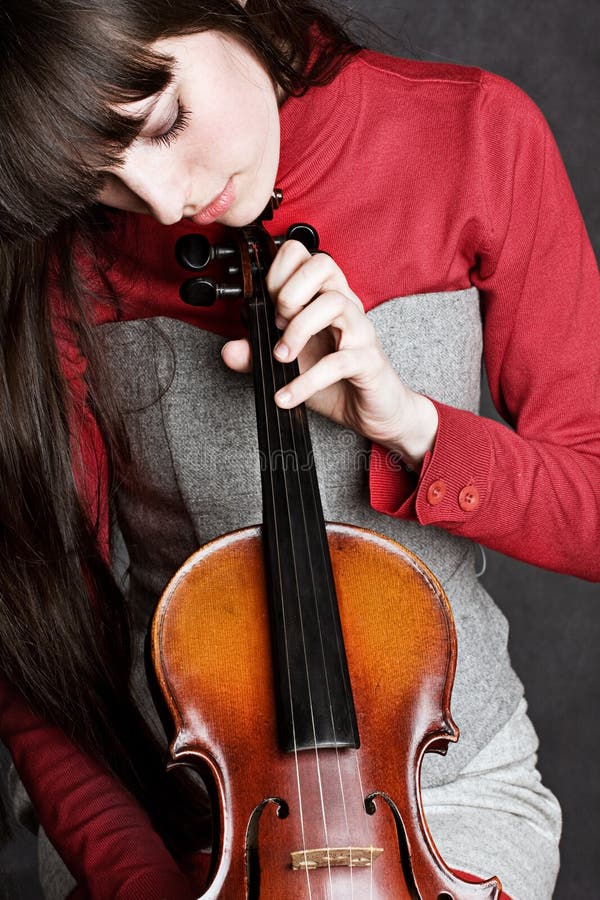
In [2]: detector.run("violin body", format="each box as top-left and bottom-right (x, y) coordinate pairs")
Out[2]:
(155, 203), (501, 898)
(153, 523), (500, 899)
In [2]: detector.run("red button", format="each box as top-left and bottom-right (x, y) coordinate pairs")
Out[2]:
(426, 479), (447, 506)
(458, 484), (480, 512)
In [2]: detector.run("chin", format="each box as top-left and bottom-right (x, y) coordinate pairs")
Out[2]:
(223, 185), (277, 227)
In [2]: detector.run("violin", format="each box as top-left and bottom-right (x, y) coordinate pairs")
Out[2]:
(151, 193), (502, 898)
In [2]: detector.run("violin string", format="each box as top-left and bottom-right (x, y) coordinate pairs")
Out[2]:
(252, 238), (330, 894)
(257, 232), (374, 898)
(260, 255), (340, 896)
(299, 408), (377, 894)
(249, 239), (314, 898)
(291, 411), (358, 896)
(273, 349), (351, 897)
(270, 271), (370, 899)
(258, 249), (337, 895)
(281, 298), (377, 896)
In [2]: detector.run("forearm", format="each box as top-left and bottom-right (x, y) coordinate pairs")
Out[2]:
(0, 681), (195, 900)
(370, 400), (600, 581)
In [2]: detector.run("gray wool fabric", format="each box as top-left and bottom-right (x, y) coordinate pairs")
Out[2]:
(17, 288), (562, 899)
(103, 287), (524, 787)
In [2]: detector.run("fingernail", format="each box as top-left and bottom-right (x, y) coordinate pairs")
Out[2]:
(276, 390), (292, 406)
(274, 341), (289, 360)
(275, 315), (288, 329)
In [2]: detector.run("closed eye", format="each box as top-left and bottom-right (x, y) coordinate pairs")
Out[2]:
(150, 102), (191, 149)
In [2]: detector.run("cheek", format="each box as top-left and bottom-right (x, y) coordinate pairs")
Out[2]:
(212, 49), (279, 162)
(225, 84), (280, 176)
(98, 174), (148, 214)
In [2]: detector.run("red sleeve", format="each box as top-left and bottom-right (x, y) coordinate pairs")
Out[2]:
(0, 681), (195, 900)
(370, 71), (600, 581)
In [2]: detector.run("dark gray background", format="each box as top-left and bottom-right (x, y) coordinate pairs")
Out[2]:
(1, 1), (598, 897)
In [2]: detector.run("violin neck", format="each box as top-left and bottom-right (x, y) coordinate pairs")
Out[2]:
(245, 237), (359, 754)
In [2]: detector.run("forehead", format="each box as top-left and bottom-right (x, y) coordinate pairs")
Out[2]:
(116, 31), (218, 121)
(114, 38), (180, 117)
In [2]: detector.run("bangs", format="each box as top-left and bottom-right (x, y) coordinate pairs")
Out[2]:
(0, 0), (360, 244)
(0, 6), (175, 242)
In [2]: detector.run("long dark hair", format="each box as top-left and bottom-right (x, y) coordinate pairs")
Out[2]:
(0, 0), (359, 855)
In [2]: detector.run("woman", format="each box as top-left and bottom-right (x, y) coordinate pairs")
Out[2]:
(1, 1), (598, 897)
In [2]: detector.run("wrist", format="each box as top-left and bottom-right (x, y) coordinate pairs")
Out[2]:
(386, 392), (439, 472)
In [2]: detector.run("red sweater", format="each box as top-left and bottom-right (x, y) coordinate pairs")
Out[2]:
(2, 49), (598, 896)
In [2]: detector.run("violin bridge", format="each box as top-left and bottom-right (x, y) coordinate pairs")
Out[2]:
(290, 847), (384, 870)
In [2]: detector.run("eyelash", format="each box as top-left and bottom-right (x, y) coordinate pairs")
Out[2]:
(150, 103), (191, 148)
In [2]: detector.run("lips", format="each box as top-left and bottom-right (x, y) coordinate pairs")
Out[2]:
(190, 178), (236, 225)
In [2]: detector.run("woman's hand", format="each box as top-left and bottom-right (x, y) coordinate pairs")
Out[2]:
(221, 240), (438, 471)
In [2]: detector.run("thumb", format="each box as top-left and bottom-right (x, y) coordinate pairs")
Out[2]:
(221, 338), (252, 373)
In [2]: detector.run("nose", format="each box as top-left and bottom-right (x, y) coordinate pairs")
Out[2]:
(132, 176), (184, 226)
(107, 159), (186, 225)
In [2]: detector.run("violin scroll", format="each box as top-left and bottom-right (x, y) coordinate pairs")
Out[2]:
(175, 197), (319, 308)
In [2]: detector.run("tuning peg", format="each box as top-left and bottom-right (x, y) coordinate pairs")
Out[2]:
(179, 277), (243, 307)
(286, 223), (320, 252)
(175, 233), (237, 272)
(273, 223), (320, 253)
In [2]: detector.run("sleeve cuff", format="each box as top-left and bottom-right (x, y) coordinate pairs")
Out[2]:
(370, 400), (492, 526)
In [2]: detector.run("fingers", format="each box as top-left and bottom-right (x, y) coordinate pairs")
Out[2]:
(274, 345), (384, 409)
(223, 241), (375, 413)
(273, 289), (373, 362)
(267, 240), (363, 326)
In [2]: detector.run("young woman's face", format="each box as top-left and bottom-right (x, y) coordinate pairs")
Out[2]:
(98, 31), (281, 227)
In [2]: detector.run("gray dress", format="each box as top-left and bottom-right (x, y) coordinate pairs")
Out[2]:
(17, 288), (561, 899)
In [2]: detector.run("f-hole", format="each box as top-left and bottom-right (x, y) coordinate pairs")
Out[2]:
(365, 790), (422, 900)
(245, 796), (289, 900)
